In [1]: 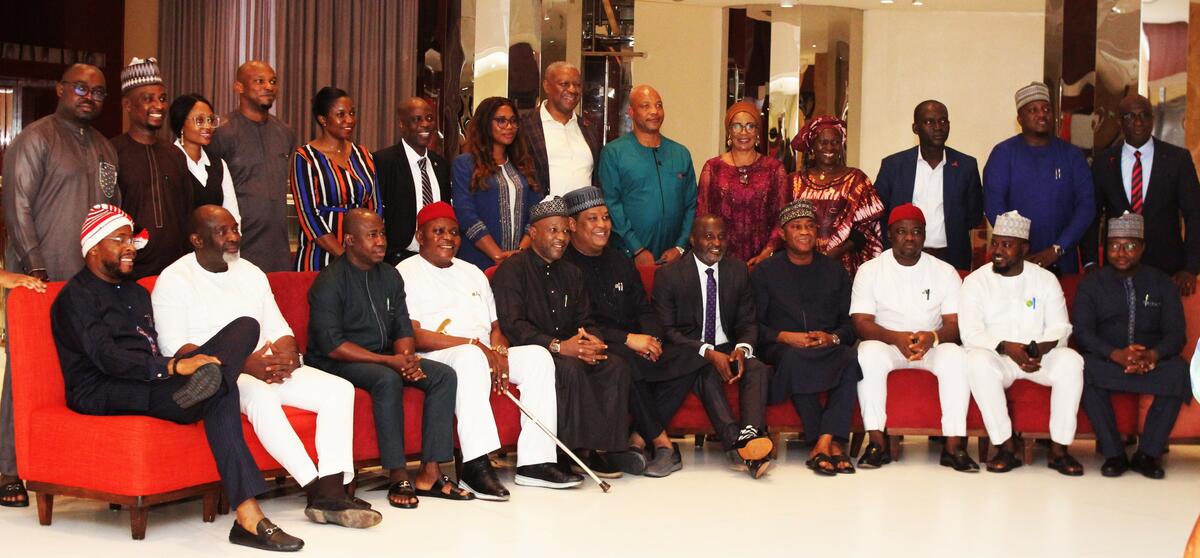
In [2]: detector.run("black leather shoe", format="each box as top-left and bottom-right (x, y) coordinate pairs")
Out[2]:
(735, 425), (773, 461)
(985, 449), (1022, 473)
(515, 462), (584, 489)
(459, 455), (510, 501)
(857, 442), (891, 469)
(1100, 454), (1129, 477)
(1130, 451), (1165, 479)
(604, 449), (647, 475)
(304, 496), (383, 528)
(939, 449), (980, 472)
(747, 458), (771, 479)
(229, 518), (304, 552)
(1047, 453), (1085, 477)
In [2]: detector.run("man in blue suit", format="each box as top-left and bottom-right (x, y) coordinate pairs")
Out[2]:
(874, 100), (983, 271)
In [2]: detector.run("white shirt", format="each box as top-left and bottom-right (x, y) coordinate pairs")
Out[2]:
(174, 140), (242, 223)
(850, 249), (961, 332)
(912, 151), (948, 249)
(1121, 138), (1155, 204)
(151, 253), (292, 357)
(402, 139), (443, 252)
(540, 101), (594, 197)
(396, 255), (496, 346)
(693, 255), (754, 357)
(957, 262), (1071, 351)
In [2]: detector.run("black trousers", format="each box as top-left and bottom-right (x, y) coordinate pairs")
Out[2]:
(789, 360), (858, 442)
(321, 358), (457, 469)
(147, 317), (267, 508)
(1082, 383), (1184, 458)
(694, 357), (769, 450)
(552, 353), (631, 453)
(629, 373), (697, 443)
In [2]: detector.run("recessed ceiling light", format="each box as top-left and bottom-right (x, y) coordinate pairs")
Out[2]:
(780, 0), (794, 7)
(811, 44), (817, 48)
(881, 0), (895, 4)
(912, 0), (924, 5)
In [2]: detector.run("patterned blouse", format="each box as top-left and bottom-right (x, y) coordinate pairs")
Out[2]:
(697, 155), (790, 262)
(791, 167), (884, 277)
(290, 143), (380, 271)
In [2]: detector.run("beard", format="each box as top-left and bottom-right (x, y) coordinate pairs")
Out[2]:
(222, 251), (241, 264)
(991, 260), (1012, 274)
(103, 258), (134, 280)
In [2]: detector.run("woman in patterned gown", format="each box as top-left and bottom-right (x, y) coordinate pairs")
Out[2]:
(697, 100), (790, 265)
(787, 115), (883, 277)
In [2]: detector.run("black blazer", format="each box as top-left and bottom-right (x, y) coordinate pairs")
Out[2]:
(519, 106), (604, 193)
(873, 146), (983, 270)
(652, 252), (757, 373)
(374, 142), (453, 264)
(1083, 138), (1200, 274)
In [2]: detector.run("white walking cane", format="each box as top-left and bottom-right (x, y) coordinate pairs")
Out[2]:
(501, 388), (611, 493)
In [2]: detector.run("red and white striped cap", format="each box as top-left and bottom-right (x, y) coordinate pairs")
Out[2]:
(80, 204), (147, 257)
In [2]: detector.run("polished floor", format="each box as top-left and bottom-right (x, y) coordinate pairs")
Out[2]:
(1, 436), (1196, 557)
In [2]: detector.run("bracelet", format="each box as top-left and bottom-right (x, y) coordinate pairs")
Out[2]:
(931, 331), (940, 347)
(675, 246), (686, 255)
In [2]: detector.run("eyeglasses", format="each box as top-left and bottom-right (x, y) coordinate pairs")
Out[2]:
(63, 81), (107, 101)
(492, 117), (520, 128)
(729, 122), (758, 133)
(1120, 112), (1152, 123)
(104, 235), (136, 246)
(1107, 240), (1140, 252)
(191, 115), (222, 129)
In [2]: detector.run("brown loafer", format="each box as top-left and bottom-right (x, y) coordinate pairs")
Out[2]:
(229, 518), (304, 552)
(985, 449), (1022, 473)
(1047, 454), (1084, 477)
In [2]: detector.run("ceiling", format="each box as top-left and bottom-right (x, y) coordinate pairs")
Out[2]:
(644, 0), (1044, 12)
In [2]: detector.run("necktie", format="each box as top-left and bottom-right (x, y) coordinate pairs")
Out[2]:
(1130, 150), (1143, 214)
(703, 268), (717, 345)
(418, 157), (433, 206)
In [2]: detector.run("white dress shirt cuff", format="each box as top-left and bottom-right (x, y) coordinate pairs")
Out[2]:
(698, 343), (714, 357)
(734, 343), (755, 359)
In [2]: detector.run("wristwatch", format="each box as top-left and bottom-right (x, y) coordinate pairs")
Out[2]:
(549, 338), (562, 354)
(492, 345), (509, 356)
(675, 246), (686, 255)
(830, 334), (841, 345)
(1052, 244), (1064, 257)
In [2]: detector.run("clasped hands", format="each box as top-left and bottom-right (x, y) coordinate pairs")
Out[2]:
(626, 333), (663, 362)
(998, 341), (1042, 373)
(561, 327), (608, 365)
(243, 341), (302, 384)
(778, 330), (838, 350)
(894, 331), (936, 361)
(1110, 344), (1158, 375)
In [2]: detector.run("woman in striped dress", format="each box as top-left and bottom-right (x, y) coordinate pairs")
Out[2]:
(290, 87), (380, 271)
(789, 116), (883, 277)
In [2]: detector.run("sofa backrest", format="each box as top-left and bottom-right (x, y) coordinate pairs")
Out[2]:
(267, 272), (319, 352)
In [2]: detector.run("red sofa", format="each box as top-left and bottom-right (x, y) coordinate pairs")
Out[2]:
(8, 272), (520, 539)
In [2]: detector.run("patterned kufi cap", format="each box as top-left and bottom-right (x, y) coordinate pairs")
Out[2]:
(993, 210), (1031, 240)
(563, 187), (606, 216)
(1107, 211), (1144, 239)
(778, 199), (816, 227)
(1014, 81), (1050, 110)
(121, 57), (163, 94)
(528, 196), (569, 224)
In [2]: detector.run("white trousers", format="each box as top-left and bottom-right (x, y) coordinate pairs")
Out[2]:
(856, 340), (969, 436)
(238, 365), (356, 486)
(964, 347), (1084, 446)
(422, 344), (558, 466)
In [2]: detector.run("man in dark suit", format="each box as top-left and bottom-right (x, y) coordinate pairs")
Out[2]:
(519, 61), (604, 197)
(1083, 94), (1200, 296)
(374, 97), (452, 264)
(652, 214), (773, 479)
(874, 100), (983, 270)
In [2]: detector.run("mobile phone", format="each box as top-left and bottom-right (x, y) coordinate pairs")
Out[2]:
(1025, 340), (1041, 359)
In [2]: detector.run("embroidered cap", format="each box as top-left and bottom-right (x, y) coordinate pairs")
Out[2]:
(416, 201), (457, 227)
(778, 199), (816, 228)
(528, 196), (569, 224)
(1107, 211), (1144, 239)
(563, 187), (605, 216)
(992, 210), (1031, 240)
(888, 203), (926, 226)
(80, 204), (147, 256)
(1014, 81), (1050, 110)
(121, 57), (164, 94)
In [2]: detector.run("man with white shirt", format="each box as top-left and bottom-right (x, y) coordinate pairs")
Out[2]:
(874, 100), (983, 271)
(960, 210), (1085, 475)
(152, 205), (381, 528)
(851, 204), (977, 472)
(520, 62), (603, 196)
(375, 97), (452, 264)
(397, 202), (579, 498)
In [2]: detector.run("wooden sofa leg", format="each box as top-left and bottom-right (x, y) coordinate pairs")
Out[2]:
(849, 432), (865, 458)
(1022, 438), (1036, 465)
(130, 506), (148, 540)
(768, 432), (782, 460)
(36, 492), (53, 526)
(202, 491), (217, 523)
(888, 435), (901, 461)
(109, 503), (121, 511)
(694, 434), (705, 449)
(978, 437), (990, 462)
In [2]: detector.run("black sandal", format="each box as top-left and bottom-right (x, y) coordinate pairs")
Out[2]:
(0, 480), (28, 508)
(414, 474), (475, 501)
(387, 480), (418, 509)
(832, 454), (856, 474)
(806, 453), (836, 476)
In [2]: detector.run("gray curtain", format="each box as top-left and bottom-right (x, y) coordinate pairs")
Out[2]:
(158, 0), (416, 151)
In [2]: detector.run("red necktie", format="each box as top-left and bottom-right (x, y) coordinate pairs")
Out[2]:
(1130, 150), (1143, 214)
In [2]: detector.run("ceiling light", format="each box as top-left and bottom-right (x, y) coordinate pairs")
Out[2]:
(912, 0), (923, 5)
(881, 0), (895, 4)
(780, 0), (795, 7)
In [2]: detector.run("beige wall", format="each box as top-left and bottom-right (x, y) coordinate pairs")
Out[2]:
(858, 9), (1044, 177)
(632, 1), (727, 175)
(122, 0), (160, 132)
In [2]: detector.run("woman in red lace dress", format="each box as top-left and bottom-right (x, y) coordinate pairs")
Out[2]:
(788, 116), (883, 276)
(697, 101), (790, 264)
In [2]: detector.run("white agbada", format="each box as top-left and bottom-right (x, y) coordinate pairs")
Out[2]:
(152, 252), (355, 485)
(396, 254), (558, 467)
(850, 250), (969, 435)
(958, 262), (1083, 445)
